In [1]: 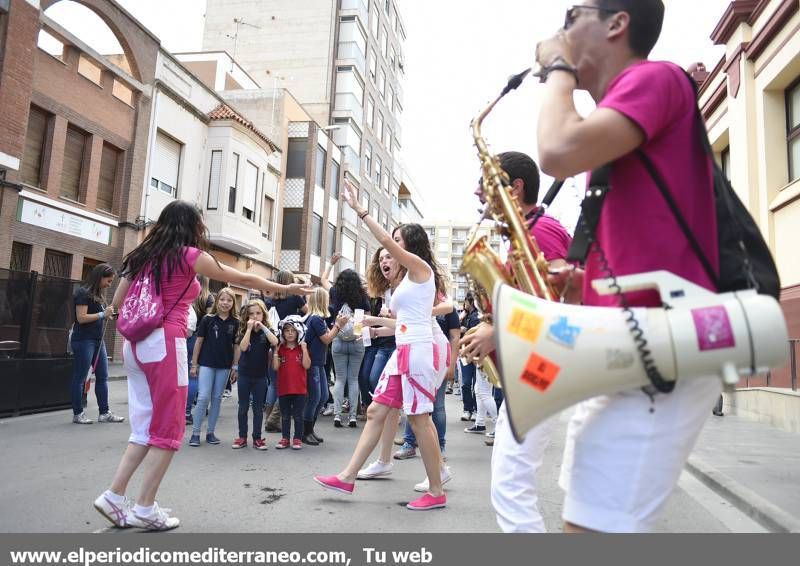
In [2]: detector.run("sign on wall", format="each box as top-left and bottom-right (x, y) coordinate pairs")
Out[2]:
(17, 199), (112, 245)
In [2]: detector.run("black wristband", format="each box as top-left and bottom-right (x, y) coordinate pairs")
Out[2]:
(537, 62), (579, 85)
(359, 210), (369, 220)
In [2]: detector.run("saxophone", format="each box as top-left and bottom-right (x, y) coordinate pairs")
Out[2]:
(460, 69), (556, 387)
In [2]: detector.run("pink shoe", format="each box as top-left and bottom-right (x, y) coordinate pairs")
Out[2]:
(406, 492), (446, 511)
(314, 474), (354, 495)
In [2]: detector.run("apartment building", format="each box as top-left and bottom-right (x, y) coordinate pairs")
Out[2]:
(424, 223), (502, 303)
(696, 0), (800, 420)
(202, 0), (412, 275)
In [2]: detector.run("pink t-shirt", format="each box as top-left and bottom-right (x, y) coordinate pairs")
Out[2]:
(583, 61), (717, 307)
(529, 214), (572, 261)
(160, 246), (202, 329)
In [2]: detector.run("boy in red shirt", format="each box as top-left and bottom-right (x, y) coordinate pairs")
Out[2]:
(273, 316), (311, 449)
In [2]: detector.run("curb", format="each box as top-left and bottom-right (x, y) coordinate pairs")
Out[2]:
(686, 455), (800, 533)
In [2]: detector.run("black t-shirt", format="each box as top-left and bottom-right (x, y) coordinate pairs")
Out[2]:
(265, 295), (306, 320)
(369, 296), (396, 350)
(463, 309), (481, 332)
(72, 287), (104, 342)
(197, 314), (238, 368)
(237, 328), (270, 378)
(437, 308), (460, 338)
(304, 314), (329, 366)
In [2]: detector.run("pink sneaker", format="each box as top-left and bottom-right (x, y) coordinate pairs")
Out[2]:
(406, 493), (447, 511)
(314, 475), (354, 495)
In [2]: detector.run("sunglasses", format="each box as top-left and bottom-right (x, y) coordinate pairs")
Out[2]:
(564, 5), (619, 30)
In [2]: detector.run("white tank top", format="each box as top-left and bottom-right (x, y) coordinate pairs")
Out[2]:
(390, 270), (435, 344)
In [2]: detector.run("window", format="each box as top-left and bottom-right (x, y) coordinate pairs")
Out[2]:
(10, 242), (32, 272)
(77, 55), (102, 86)
(720, 146), (731, 182)
(152, 131), (181, 198)
(438, 241), (449, 253)
(327, 223), (336, 258)
(359, 243), (368, 275)
(342, 231), (356, 261)
(97, 142), (120, 213)
(381, 210), (388, 230)
(371, 201), (379, 220)
(375, 112), (384, 142)
(61, 125), (87, 201)
(281, 209), (302, 249)
(374, 155), (382, 185)
(360, 189), (370, 213)
(43, 249), (72, 279)
(390, 46), (396, 71)
(263, 195), (275, 240)
(311, 214), (323, 256)
(382, 167), (390, 192)
(37, 29), (64, 60)
(388, 87), (395, 113)
(381, 25), (388, 57)
(112, 79), (133, 106)
(369, 47), (377, 82)
(228, 153), (239, 212)
(378, 68), (386, 98)
(243, 161), (258, 221)
(287, 139), (307, 178)
(787, 79), (800, 181)
(364, 142), (372, 176)
(384, 126), (391, 149)
(384, 0), (391, 15)
(20, 105), (48, 187)
(207, 150), (222, 209)
(315, 145), (327, 188)
(81, 257), (102, 283)
(330, 160), (341, 199)
(366, 95), (375, 129)
(370, 5), (379, 38)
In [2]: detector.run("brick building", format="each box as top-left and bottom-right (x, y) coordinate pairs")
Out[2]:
(0, 0), (158, 282)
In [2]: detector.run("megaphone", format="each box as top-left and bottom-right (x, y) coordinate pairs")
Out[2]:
(494, 271), (788, 442)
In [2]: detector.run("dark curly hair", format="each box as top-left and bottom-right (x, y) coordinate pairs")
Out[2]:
(120, 200), (216, 294)
(333, 268), (368, 311)
(392, 223), (446, 298)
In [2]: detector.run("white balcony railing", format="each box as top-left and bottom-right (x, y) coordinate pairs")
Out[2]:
(334, 92), (364, 123)
(340, 0), (369, 26)
(337, 41), (366, 77)
(204, 208), (265, 255)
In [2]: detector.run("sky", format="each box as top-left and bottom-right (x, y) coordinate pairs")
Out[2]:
(45, 0), (732, 228)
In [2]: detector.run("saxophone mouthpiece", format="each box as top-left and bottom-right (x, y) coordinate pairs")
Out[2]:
(501, 68), (532, 96)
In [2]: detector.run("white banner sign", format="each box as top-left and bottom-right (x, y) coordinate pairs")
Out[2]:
(18, 199), (112, 245)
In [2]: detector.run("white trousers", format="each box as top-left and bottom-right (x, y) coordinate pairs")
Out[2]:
(490, 402), (557, 532)
(473, 369), (497, 427)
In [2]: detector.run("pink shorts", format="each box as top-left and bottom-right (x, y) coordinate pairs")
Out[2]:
(372, 341), (445, 415)
(123, 324), (188, 451)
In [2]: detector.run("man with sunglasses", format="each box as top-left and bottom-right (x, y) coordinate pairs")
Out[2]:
(533, 1), (722, 532)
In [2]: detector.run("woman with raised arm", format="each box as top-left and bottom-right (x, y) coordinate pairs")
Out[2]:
(92, 200), (309, 532)
(314, 180), (449, 511)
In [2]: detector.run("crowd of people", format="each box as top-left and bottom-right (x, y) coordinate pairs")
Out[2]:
(73, 0), (736, 535)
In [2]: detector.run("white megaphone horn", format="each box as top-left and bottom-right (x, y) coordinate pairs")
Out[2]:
(494, 271), (788, 442)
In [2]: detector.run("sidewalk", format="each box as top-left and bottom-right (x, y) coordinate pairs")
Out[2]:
(687, 412), (800, 533)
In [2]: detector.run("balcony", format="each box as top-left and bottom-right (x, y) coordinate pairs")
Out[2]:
(333, 92), (364, 123)
(340, 0), (369, 26)
(205, 208), (265, 255)
(336, 41), (366, 77)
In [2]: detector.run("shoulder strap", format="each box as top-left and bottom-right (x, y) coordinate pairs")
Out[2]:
(636, 150), (719, 289)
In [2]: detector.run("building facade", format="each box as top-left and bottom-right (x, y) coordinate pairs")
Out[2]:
(697, 0), (800, 392)
(202, 0), (410, 274)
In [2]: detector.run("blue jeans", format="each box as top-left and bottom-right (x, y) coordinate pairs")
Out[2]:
(265, 365), (279, 406)
(303, 365), (328, 421)
(279, 394), (306, 440)
(193, 366), (229, 435)
(493, 386), (504, 410)
(360, 345), (395, 406)
(70, 339), (108, 415)
(237, 374), (267, 439)
(186, 334), (198, 416)
(460, 360), (477, 413)
(404, 380), (447, 450)
(331, 337), (365, 418)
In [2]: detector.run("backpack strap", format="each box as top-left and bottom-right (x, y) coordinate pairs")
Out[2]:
(635, 150), (720, 289)
(164, 276), (195, 320)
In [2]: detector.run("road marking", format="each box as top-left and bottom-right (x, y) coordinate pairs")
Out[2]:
(677, 470), (768, 533)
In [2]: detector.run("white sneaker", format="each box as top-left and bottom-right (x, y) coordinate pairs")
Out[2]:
(357, 460), (394, 479)
(322, 406), (334, 416)
(414, 466), (453, 492)
(98, 411), (125, 423)
(127, 503), (180, 531)
(93, 492), (133, 528)
(73, 412), (93, 424)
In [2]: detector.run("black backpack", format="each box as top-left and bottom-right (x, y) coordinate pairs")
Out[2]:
(636, 72), (781, 300)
